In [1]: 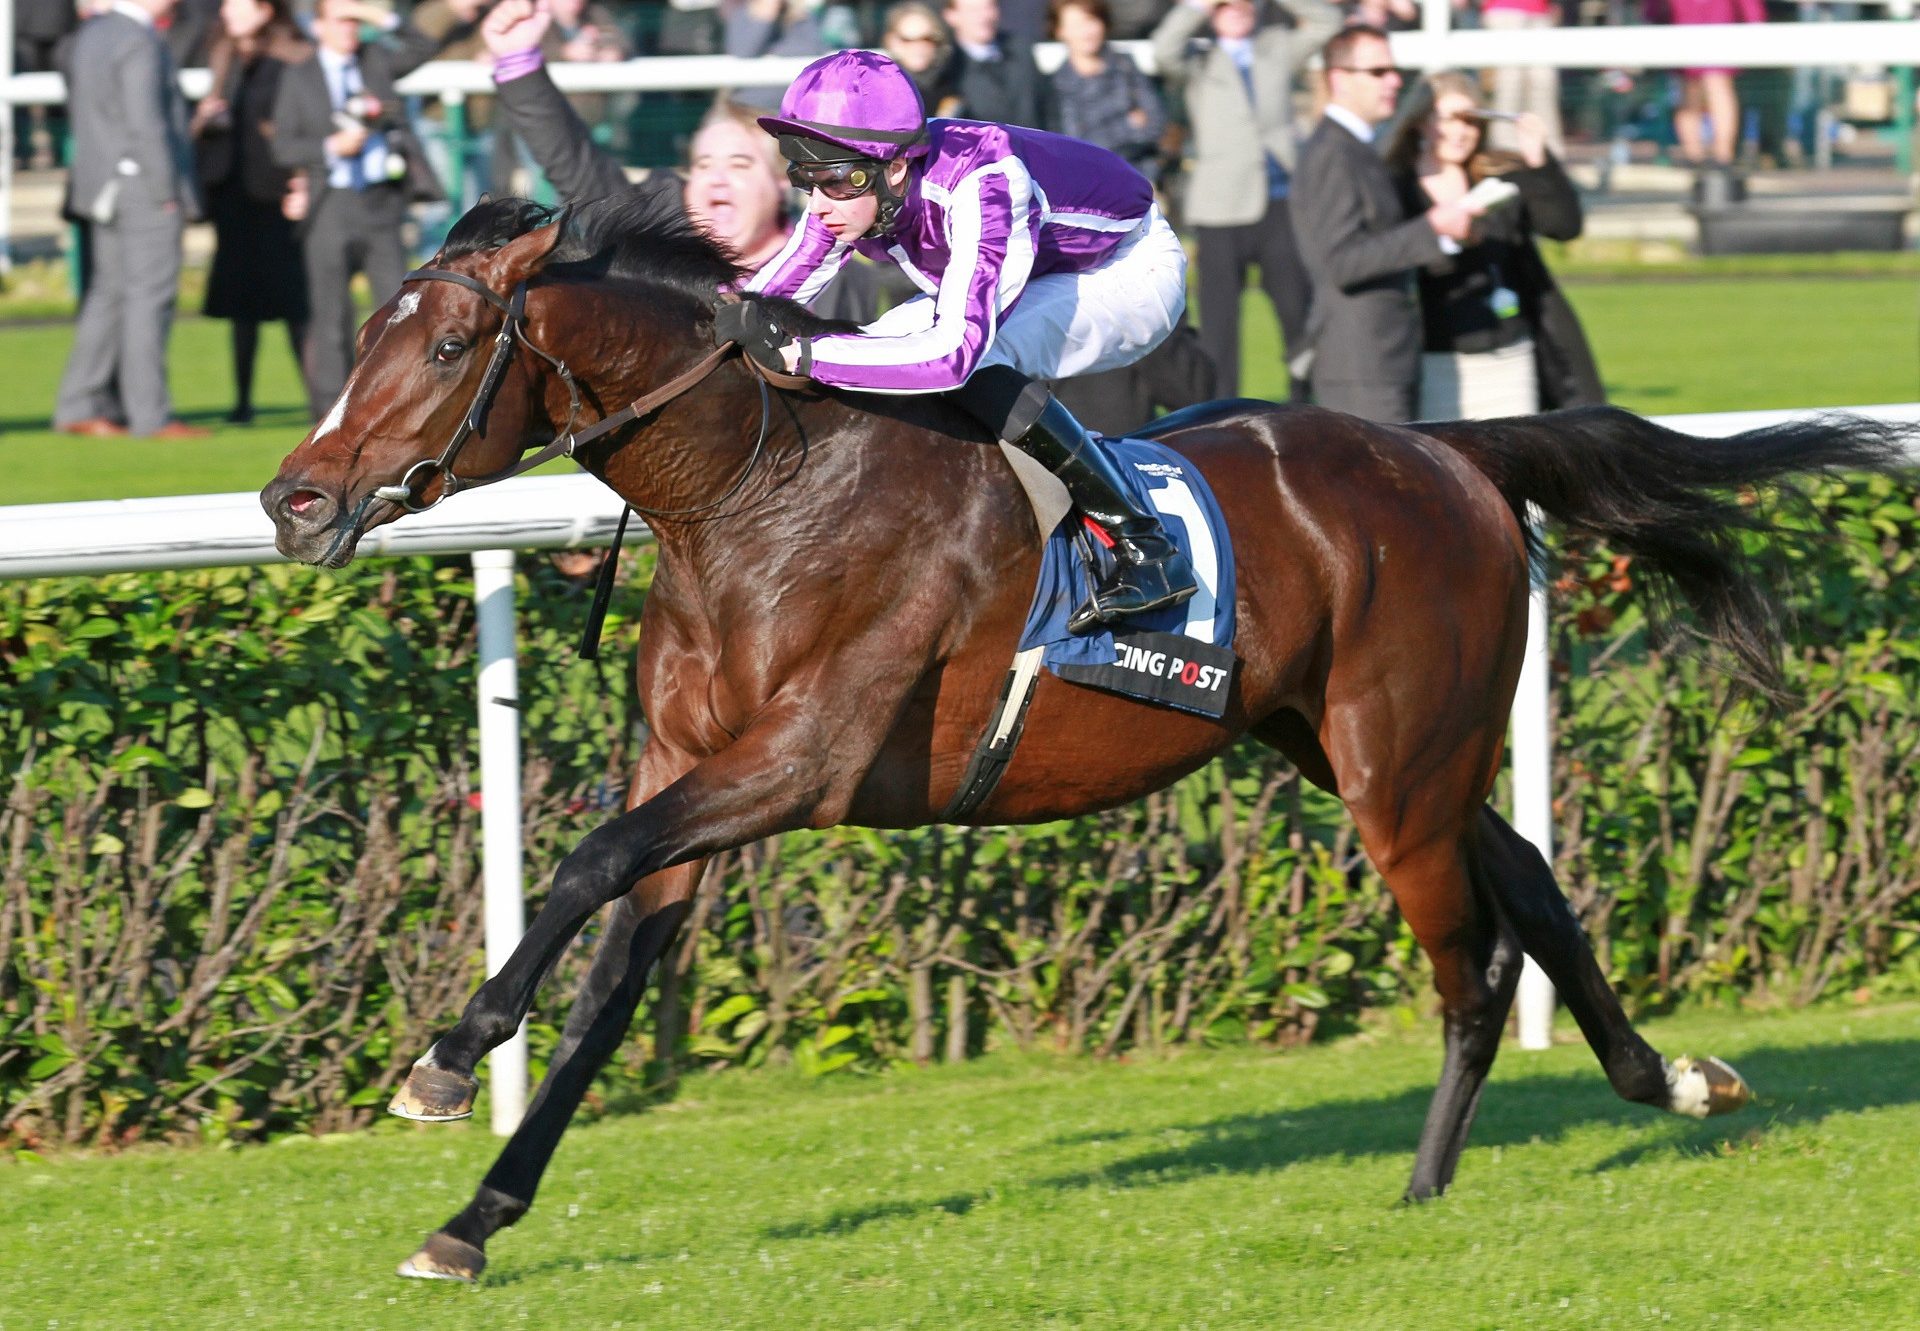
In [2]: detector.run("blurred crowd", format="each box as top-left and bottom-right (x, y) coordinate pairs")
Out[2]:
(28, 0), (1825, 436)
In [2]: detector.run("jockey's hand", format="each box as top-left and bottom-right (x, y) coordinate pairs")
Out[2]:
(714, 299), (802, 375)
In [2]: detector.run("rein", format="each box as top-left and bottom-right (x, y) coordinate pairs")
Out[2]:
(373, 266), (800, 520)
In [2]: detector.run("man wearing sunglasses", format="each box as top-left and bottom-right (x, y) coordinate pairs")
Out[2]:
(1290, 24), (1479, 424)
(721, 49), (1195, 633)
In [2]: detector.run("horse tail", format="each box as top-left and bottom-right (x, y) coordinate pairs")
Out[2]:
(1422, 405), (1916, 701)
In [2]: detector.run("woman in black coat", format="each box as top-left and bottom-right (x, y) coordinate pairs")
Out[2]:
(191, 0), (312, 423)
(1385, 71), (1605, 418)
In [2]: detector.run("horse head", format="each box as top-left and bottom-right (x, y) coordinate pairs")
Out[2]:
(261, 206), (574, 568)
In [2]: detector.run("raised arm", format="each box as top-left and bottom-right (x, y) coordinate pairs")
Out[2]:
(1149, 0), (1209, 89)
(484, 0), (632, 202)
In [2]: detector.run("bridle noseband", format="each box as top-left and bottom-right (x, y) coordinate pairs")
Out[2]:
(367, 265), (789, 519)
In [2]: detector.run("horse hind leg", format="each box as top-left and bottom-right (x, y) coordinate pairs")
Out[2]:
(1367, 830), (1523, 1201)
(1255, 709), (1522, 1198)
(1471, 805), (1752, 1119)
(396, 860), (703, 1283)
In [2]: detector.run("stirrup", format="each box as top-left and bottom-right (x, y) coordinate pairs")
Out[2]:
(1068, 536), (1196, 634)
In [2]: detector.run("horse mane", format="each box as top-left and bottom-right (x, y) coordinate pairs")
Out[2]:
(439, 193), (856, 337)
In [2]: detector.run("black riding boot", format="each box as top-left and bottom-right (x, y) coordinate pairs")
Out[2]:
(1011, 396), (1197, 633)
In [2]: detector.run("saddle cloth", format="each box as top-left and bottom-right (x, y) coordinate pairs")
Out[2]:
(1017, 437), (1238, 718)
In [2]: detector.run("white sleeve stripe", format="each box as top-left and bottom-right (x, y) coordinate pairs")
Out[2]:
(791, 240), (851, 305)
(1042, 209), (1144, 233)
(742, 221), (813, 294)
(809, 160), (1035, 372)
(887, 244), (940, 296)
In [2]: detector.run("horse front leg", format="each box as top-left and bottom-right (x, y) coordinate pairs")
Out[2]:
(387, 701), (865, 1122)
(397, 856), (706, 1283)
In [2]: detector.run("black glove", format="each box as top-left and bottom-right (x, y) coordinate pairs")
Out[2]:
(713, 298), (806, 375)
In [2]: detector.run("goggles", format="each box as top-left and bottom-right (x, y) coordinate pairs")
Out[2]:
(786, 159), (883, 201)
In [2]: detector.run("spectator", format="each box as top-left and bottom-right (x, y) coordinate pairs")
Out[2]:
(1385, 71), (1602, 418)
(1050, 0), (1167, 181)
(941, 0), (1053, 128)
(192, 0), (313, 425)
(272, 0), (443, 418)
(1647, 0), (1764, 173)
(726, 0), (828, 111)
(53, 0), (208, 440)
(1289, 24), (1475, 422)
(1153, 0), (1340, 397)
(1478, 0), (1564, 156)
(882, 1), (962, 116)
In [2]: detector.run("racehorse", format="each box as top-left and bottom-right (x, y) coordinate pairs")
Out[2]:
(261, 194), (1912, 1283)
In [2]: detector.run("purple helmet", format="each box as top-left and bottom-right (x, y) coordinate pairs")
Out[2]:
(757, 51), (930, 162)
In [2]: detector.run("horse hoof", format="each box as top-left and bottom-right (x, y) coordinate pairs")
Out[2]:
(388, 1057), (478, 1122)
(396, 1232), (486, 1283)
(1666, 1054), (1752, 1118)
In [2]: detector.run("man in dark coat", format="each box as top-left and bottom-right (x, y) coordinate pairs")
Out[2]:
(940, 0), (1053, 129)
(1289, 25), (1474, 422)
(272, 0), (443, 418)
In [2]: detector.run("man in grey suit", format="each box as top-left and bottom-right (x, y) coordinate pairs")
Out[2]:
(1153, 0), (1340, 398)
(1289, 24), (1476, 422)
(273, 0), (440, 419)
(53, 0), (207, 440)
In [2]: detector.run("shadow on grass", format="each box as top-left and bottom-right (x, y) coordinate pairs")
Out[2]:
(748, 1039), (1920, 1242)
(762, 1193), (980, 1240)
(1032, 1039), (1920, 1196)
(482, 1247), (666, 1288)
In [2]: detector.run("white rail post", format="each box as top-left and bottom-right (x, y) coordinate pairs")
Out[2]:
(472, 550), (529, 1135)
(1511, 510), (1556, 1049)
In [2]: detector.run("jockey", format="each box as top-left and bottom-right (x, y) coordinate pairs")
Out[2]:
(715, 50), (1196, 633)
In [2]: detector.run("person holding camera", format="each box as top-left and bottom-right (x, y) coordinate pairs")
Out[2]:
(271, 0), (442, 418)
(1383, 71), (1601, 419)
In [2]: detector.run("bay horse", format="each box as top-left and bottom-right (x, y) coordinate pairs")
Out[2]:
(261, 195), (1911, 1283)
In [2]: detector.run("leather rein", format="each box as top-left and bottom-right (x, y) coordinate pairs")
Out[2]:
(368, 265), (796, 520)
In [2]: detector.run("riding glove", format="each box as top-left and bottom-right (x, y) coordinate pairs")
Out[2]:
(713, 299), (807, 375)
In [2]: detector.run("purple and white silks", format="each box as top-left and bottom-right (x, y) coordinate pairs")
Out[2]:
(745, 119), (1159, 394)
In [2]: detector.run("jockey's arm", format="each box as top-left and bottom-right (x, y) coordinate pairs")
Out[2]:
(741, 213), (855, 305)
(795, 162), (1039, 394)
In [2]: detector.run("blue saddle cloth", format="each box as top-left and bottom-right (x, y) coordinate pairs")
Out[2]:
(1017, 437), (1238, 716)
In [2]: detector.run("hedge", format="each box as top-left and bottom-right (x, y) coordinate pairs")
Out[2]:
(1, 474), (1914, 1149)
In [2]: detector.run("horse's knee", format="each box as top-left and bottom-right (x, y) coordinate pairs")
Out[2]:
(551, 827), (644, 919)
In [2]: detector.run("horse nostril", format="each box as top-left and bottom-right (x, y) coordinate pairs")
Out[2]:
(284, 488), (328, 519)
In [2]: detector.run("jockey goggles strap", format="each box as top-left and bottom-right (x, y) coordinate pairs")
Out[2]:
(787, 159), (882, 200)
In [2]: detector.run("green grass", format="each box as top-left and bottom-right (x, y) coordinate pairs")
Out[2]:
(4, 1002), (1917, 1329)
(2, 275), (1916, 506)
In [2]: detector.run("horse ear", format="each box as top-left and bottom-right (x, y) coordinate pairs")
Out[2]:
(486, 205), (573, 288)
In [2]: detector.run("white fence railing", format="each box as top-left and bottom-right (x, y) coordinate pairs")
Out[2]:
(2, 403), (1915, 1117)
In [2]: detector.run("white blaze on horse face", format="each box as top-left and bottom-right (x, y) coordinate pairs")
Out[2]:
(387, 291), (421, 326)
(314, 386), (351, 441)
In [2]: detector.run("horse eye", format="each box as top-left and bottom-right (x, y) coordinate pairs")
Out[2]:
(435, 338), (466, 364)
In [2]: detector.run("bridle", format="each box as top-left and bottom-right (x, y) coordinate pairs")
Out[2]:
(361, 264), (792, 520)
